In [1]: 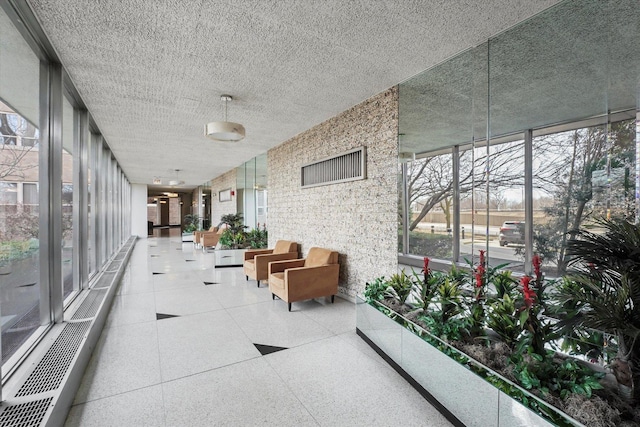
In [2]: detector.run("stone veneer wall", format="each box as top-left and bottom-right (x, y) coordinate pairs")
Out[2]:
(268, 87), (399, 298)
(211, 169), (237, 226)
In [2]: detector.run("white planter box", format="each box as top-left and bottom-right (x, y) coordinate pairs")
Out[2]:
(356, 297), (583, 427)
(214, 249), (246, 267)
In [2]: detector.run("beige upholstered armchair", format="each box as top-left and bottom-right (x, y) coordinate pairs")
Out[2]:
(194, 226), (216, 247)
(243, 240), (298, 287)
(268, 247), (339, 311)
(201, 227), (225, 251)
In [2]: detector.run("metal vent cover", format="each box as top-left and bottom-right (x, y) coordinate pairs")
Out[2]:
(71, 289), (107, 320)
(0, 397), (53, 427)
(301, 147), (366, 188)
(15, 321), (91, 397)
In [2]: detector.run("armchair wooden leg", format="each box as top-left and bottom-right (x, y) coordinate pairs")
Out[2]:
(257, 280), (260, 288)
(331, 295), (335, 303)
(288, 302), (292, 312)
(245, 275), (248, 281)
(272, 293), (275, 300)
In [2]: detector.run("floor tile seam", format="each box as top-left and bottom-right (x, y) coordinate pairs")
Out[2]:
(223, 304), (266, 348)
(296, 308), (338, 338)
(152, 291), (170, 427)
(158, 354), (263, 385)
(71, 382), (165, 407)
(259, 332), (346, 356)
(262, 353), (321, 426)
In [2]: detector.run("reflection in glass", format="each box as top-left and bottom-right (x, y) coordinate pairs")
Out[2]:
(397, 0), (640, 277)
(486, 140), (525, 270)
(405, 153), (453, 259)
(532, 119), (636, 276)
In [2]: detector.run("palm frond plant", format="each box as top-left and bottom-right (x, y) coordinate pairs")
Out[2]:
(219, 213), (248, 249)
(557, 218), (640, 402)
(183, 214), (200, 233)
(245, 223), (268, 248)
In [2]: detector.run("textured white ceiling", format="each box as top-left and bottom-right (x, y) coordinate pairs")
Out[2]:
(27, 0), (560, 190)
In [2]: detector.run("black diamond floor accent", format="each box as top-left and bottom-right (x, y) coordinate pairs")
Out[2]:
(254, 343), (288, 356)
(18, 283), (37, 288)
(152, 272), (165, 275)
(150, 255), (159, 258)
(185, 260), (196, 262)
(203, 281), (218, 285)
(156, 313), (180, 320)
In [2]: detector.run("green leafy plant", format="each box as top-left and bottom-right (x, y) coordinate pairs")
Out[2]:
(492, 270), (519, 299)
(436, 278), (464, 324)
(421, 314), (468, 342)
(486, 294), (522, 350)
(183, 214), (199, 233)
(218, 213), (248, 249)
(411, 268), (445, 315)
(364, 277), (389, 303)
(384, 271), (414, 305)
(245, 223), (268, 248)
(510, 350), (604, 400)
(557, 218), (640, 401)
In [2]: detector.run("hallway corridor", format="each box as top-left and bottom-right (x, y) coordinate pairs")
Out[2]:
(65, 231), (451, 426)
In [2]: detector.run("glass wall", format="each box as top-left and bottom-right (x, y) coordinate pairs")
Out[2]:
(61, 96), (75, 300)
(236, 154), (268, 229)
(398, 0), (640, 277)
(0, 3), (132, 375)
(0, 6), (43, 365)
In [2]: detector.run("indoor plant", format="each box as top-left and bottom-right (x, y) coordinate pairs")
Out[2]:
(558, 218), (640, 403)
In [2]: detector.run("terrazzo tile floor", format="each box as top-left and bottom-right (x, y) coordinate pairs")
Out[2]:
(65, 230), (452, 426)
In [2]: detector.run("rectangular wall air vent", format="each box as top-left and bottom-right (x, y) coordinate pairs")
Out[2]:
(301, 147), (366, 188)
(0, 397), (53, 427)
(15, 321), (91, 397)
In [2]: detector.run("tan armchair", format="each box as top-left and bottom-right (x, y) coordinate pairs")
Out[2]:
(243, 240), (298, 287)
(268, 247), (339, 311)
(201, 227), (226, 252)
(194, 226), (217, 247)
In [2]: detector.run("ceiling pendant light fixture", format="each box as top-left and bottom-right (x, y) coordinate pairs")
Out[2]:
(168, 169), (185, 186)
(205, 95), (245, 141)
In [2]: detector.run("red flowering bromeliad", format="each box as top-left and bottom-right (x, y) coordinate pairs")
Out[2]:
(520, 275), (536, 309)
(423, 256), (430, 279)
(532, 254), (542, 279)
(474, 261), (486, 301)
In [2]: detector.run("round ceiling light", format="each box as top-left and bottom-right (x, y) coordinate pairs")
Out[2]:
(205, 95), (245, 142)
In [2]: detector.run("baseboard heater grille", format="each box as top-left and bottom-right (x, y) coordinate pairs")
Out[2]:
(71, 289), (108, 320)
(301, 146), (366, 188)
(0, 398), (53, 427)
(15, 321), (91, 397)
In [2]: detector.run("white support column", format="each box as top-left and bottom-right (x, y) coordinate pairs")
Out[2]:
(131, 184), (149, 238)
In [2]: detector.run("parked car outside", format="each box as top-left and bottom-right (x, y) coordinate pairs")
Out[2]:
(499, 221), (524, 246)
